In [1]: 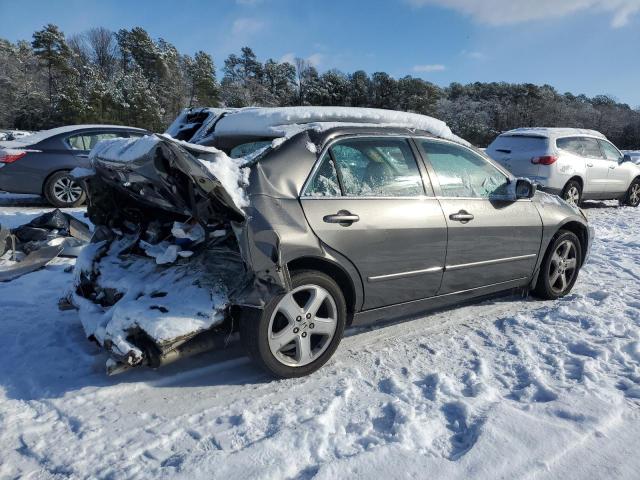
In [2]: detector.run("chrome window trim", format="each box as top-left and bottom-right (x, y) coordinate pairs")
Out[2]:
(367, 266), (443, 283)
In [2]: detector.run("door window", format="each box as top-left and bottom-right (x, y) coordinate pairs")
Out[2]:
(331, 138), (424, 197)
(599, 140), (622, 162)
(580, 137), (604, 159)
(420, 140), (510, 198)
(305, 156), (341, 197)
(67, 132), (122, 150)
(304, 138), (426, 197)
(556, 137), (584, 156)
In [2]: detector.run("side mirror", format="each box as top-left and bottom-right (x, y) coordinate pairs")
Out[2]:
(515, 178), (537, 199)
(622, 154), (632, 163)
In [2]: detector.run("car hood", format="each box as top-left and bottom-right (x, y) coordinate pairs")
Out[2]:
(89, 134), (248, 223)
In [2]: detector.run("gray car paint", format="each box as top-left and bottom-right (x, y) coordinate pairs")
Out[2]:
(239, 126), (591, 323)
(0, 125), (147, 195)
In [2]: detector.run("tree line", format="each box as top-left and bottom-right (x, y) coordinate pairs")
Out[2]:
(1, 24), (639, 148)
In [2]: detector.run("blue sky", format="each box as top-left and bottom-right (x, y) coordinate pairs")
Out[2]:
(1, 0), (639, 106)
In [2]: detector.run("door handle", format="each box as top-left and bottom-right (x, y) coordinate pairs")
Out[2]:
(449, 210), (474, 223)
(586, 163), (594, 167)
(323, 210), (360, 225)
(609, 165), (616, 169)
(77, 154), (90, 158)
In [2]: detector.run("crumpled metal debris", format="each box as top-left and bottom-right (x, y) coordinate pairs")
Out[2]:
(0, 209), (92, 282)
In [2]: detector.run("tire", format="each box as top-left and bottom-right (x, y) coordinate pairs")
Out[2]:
(533, 230), (582, 300)
(561, 180), (582, 207)
(44, 171), (86, 208)
(240, 270), (347, 378)
(620, 178), (640, 207)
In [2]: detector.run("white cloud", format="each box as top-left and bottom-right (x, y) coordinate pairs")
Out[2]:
(279, 52), (296, 64)
(307, 53), (324, 67)
(277, 52), (324, 67)
(461, 50), (486, 60)
(231, 17), (265, 36)
(407, 0), (640, 28)
(413, 64), (447, 72)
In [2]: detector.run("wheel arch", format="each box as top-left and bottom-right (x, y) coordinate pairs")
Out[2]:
(557, 220), (589, 266)
(564, 175), (584, 192)
(287, 256), (357, 323)
(42, 168), (73, 195)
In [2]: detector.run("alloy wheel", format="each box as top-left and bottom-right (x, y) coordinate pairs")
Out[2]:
(548, 240), (578, 295)
(267, 284), (338, 367)
(564, 186), (580, 206)
(53, 176), (83, 204)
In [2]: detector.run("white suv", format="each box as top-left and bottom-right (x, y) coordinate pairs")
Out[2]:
(486, 128), (640, 207)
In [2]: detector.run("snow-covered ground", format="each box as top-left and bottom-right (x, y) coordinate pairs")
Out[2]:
(1, 197), (639, 479)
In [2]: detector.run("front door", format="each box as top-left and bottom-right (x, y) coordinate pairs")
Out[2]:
(599, 139), (629, 194)
(300, 136), (447, 310)
(416, 138), (543, 294)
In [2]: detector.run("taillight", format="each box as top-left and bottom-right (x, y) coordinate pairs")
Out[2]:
(531, 155), (557, 165)
(0, 150), (27, 163)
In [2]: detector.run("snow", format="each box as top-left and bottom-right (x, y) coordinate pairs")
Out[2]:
(215, 106), (469, 145)
(1, 200), (640, 479)
(501, 127), (607, 139)
(89, 134), (161, 163)
(71, 235), (232, 361)
(91, 135), (252, 210)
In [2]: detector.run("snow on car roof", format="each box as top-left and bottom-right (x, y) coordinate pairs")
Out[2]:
(213, 106), (469, 145)
(501, 127), (606, 139)
(10, 124), (147, 145)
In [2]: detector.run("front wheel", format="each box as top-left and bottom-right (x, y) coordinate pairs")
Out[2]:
(44, 171), (86, 208)
(533, 230), (582, 300)
(240, 270), (347, 378)
(620, 179), (640, 207)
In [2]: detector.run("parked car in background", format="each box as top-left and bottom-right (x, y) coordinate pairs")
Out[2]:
(622, 150), (640, 165)
(0, 129), (34, 141)
(0, 125), (148, 207)
(486, 128), (640, 207)
(71, 107), (593, 378)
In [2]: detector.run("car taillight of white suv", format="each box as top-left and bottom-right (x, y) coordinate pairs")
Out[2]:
(486, 128), (640, 207)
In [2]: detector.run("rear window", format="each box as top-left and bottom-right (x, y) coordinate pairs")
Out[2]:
(489, 135), (547, 153)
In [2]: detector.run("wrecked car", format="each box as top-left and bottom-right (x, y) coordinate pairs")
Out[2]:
(67, 107), (594, 378)
(1, 209), (91, 282)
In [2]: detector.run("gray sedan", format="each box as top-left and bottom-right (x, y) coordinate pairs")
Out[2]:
(0, 125), (147, 207)
(70, 108), (593, 378)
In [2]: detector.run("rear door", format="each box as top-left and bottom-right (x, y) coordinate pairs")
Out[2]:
(416, 139), (543, 294)
(300, 136), (447, 310)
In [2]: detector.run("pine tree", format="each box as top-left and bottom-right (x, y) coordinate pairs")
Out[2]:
(31, 24), (71, 108)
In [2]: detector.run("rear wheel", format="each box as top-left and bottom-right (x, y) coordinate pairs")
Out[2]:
(44, 171), (86, 208)
(620, 179), (640, 207)
(240, 270), (346, 378)
(561, 180), (582, 207)
(533, 230), (582, 300)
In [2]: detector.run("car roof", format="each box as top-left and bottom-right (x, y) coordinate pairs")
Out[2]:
(184, 106), (471, 147)
(11, 124), (148, 145)
(499, 127), (606, 140)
